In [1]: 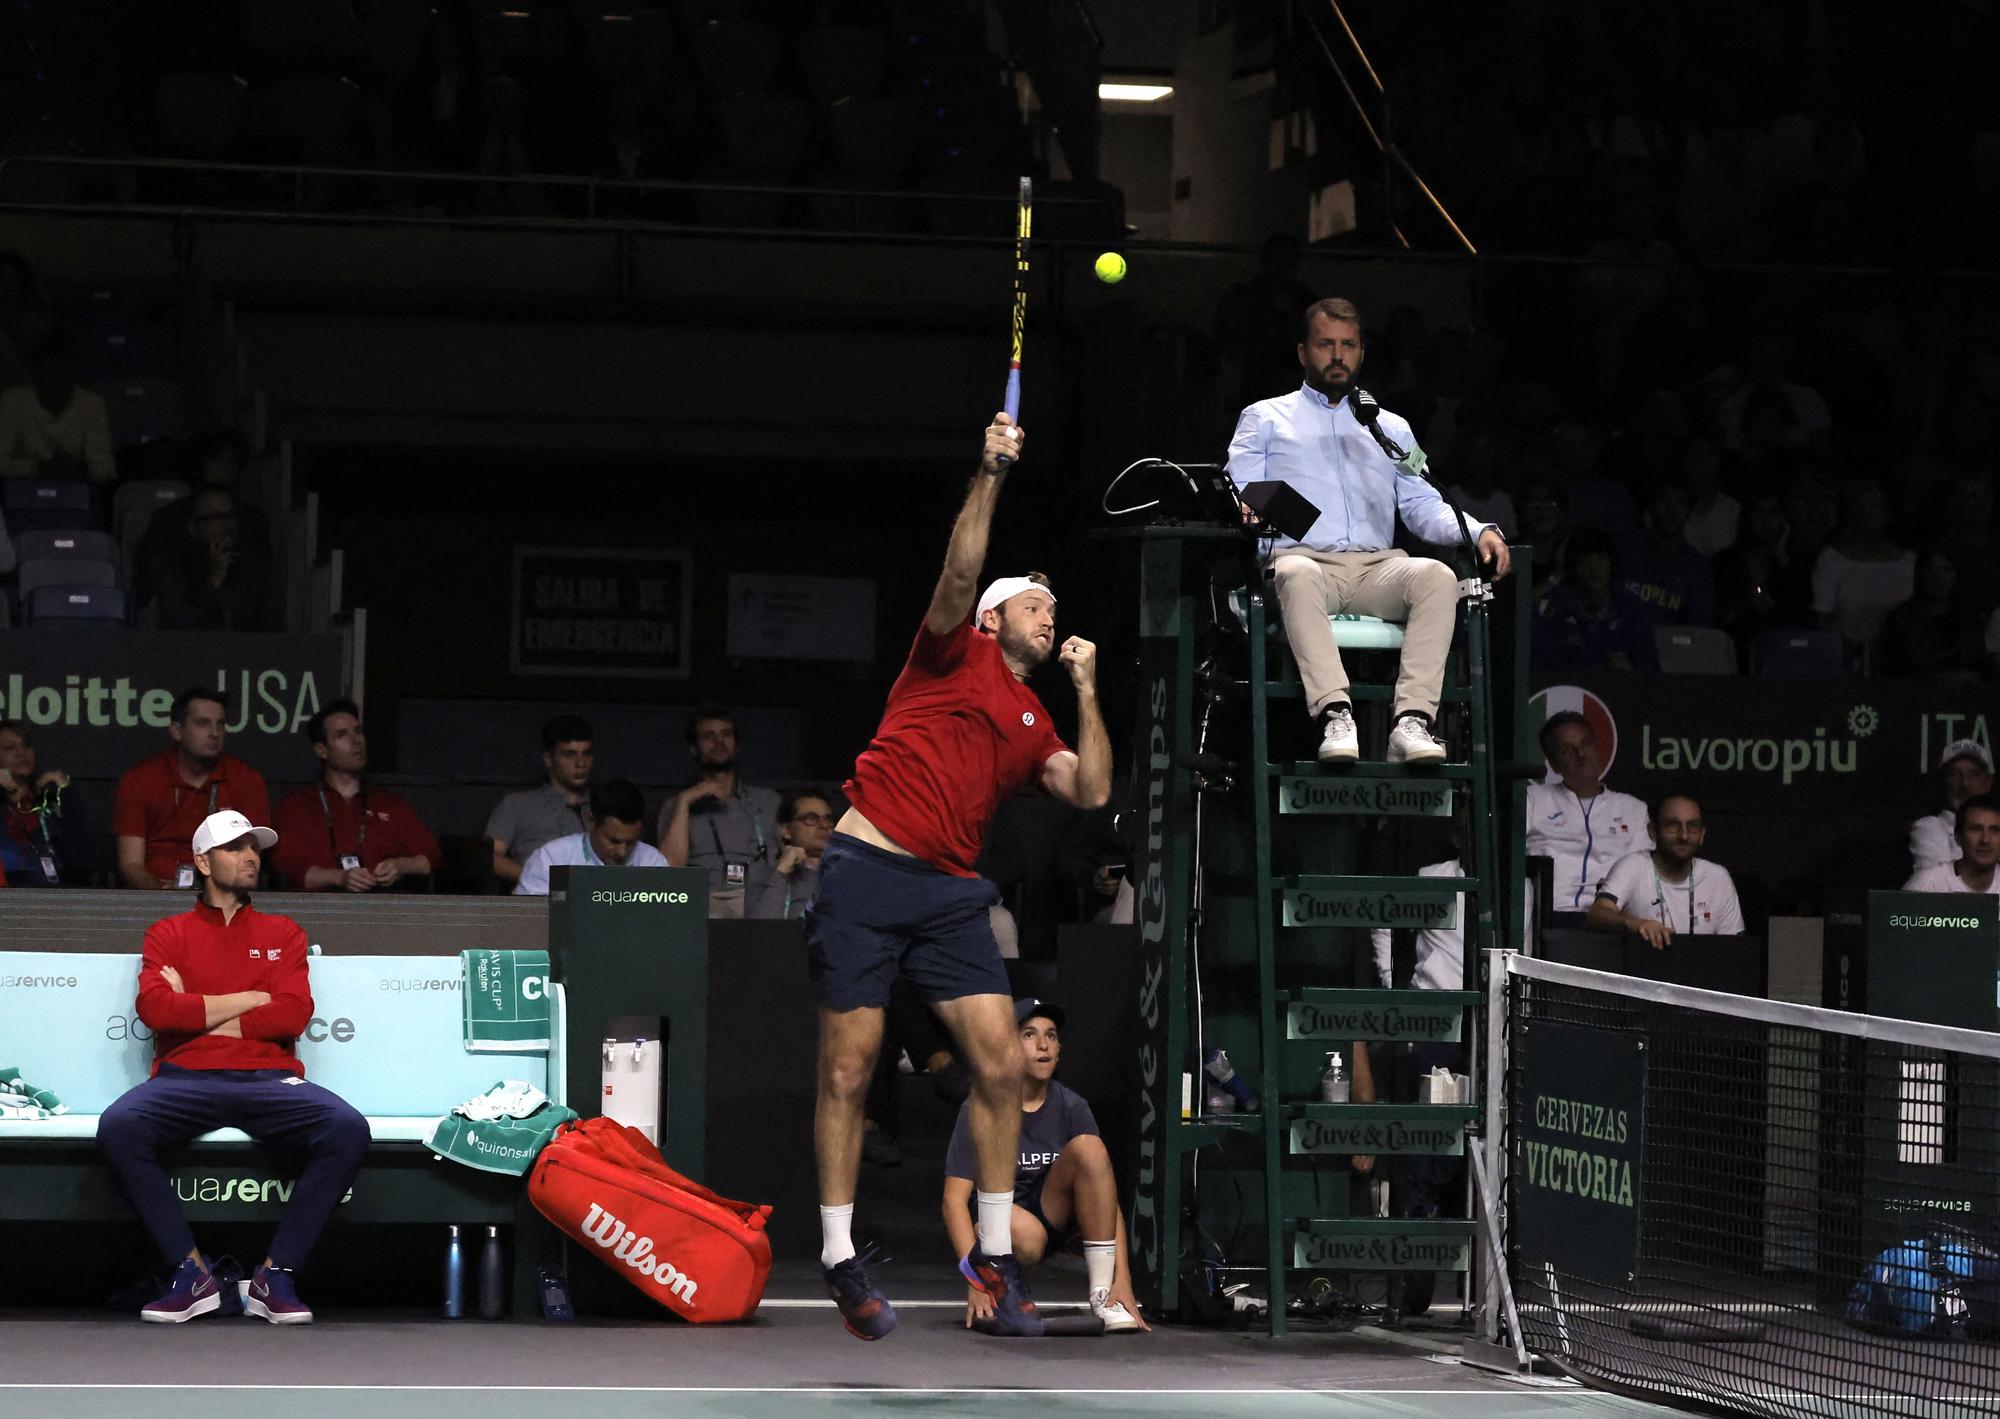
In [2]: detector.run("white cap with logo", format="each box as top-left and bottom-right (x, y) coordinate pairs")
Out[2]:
(1938, 739), (1994, 775)
(974, 575), (1055, 626)
(192, 809), (278, 857)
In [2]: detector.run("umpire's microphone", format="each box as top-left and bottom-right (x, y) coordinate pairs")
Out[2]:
(1346, 386), (1430, 481)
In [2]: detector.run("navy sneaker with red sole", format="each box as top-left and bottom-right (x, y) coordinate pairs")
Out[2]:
(960, 1245), (1045, 1337)
(824, 1249), (897, 1341)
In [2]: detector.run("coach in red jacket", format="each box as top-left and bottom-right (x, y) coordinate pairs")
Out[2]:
(97, 809), (368, 1325)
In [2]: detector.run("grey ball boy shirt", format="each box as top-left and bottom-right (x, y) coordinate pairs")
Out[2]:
(484, 784), (588, 867)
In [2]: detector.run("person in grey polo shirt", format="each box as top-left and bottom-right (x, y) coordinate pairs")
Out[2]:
(484, 713), (593, 889)
(656, 704), (779, 919)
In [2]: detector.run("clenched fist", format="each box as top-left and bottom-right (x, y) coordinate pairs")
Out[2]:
(1058, 635), (1096, 688)
(981, 413), (1025, 474)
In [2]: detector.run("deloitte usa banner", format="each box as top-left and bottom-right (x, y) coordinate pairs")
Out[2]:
(1532, 675), (2000, 818)
(0, 629), (347, 777)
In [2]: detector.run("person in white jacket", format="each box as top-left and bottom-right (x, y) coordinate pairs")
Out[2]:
(1525, 710), (1649, 913)
(1908, 739), (1993, 877)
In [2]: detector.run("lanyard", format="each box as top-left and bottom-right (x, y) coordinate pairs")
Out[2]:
(704, 790), (768, 863)
(1651, 859), (1697, 933)
(172, 781), (220, 817)
(317, 785), (368, 857)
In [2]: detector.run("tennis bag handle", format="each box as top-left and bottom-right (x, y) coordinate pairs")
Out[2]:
(529, 1116), (773, 1323)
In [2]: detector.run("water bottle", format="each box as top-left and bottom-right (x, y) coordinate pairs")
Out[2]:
(479, 1225), (505, 1319)
(442, 1225), (466, 1318)
(1320, 1051), (1349, 1103)
(1203, 1047), (1260, 1113)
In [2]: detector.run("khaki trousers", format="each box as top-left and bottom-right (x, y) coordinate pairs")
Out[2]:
(1269, 547), (1460, 720)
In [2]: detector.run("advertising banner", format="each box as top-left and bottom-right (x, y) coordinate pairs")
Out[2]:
(510, 546), (691, 679)
(0, 628), (345, 777)
(1514, 1022), (1647, 1281)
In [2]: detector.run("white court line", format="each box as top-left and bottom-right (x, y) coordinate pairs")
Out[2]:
(759, 1299), (967, 1309)
(0, 1391), (1632, 1399)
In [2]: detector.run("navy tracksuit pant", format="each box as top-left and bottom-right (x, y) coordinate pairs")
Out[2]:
(97, 1065), (369, 1271)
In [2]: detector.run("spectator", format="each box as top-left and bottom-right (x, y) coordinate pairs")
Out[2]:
(1532, 526), (1659, 673)
(1586, 792), (1745, 946)
(0, 249), (54, 389)
(1714, 488), (1797, 657)
(514, 779), (667, 896)
(0, 334), (115, 483)
(485, 714), (594, 887)
(1549, 420), (1634, 537)
(1527, 710), (1650, 914)
(1715, 332), (1831, 454)
(0, 502), (13, 577)
(1909, 740), (1993, 876)
(153, 490), (283, 633)
(749, 789), (834, 921)
(1519, 476), (1575, 600)
(1679, 438), (1740, 557)
(1054, 804), (1127, 925)
(271, 699), (441, 892)
(1878, 550), (1983, 680)
(135, 430), (268, 608)
(1811, 480), (1914, 665)
(1903, 794), (2000, 896)
(1444, 411), (1517, 538)
(1619, 481), (1715, 626)
(113, 687), (271, 890)
(0, 719), (95, 886)
(656, 705), (780, 920)
(1929, 473), (2000, 626)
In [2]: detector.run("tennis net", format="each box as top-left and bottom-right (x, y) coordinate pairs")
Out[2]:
(1500, 954), (2000, 1418)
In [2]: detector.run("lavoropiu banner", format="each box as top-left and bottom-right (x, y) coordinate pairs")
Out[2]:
(1530, 675), (2000, 819)
(0, 628), (348, 777)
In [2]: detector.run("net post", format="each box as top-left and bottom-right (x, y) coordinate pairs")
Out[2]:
(1476, 948), (1512, 1347)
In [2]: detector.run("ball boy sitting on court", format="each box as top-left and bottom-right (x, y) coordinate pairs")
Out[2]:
(941, 999), (1148, 1333)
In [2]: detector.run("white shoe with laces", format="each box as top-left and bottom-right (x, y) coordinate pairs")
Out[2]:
(1316, 705), (1359, 764)
(1090, 1287), (1142, 1333)
(1386, 713), (1447, 764)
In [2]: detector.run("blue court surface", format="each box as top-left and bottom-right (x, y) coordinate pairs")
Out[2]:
(0, 1303), (1680, 1419)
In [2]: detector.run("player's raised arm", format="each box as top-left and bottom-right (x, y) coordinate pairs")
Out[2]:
(924, 414), (1025, 637)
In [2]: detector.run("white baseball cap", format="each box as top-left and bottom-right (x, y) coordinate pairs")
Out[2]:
(192, 809), (278, 856)
(974, 575), (1055, 626)
(1939, 739), (1994, 775)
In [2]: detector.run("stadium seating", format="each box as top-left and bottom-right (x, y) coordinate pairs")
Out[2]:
(100, 378), (188, 449)
(1750, 628), (1847, 677)
(1655, 625), (1739, 675)
(23, 584), (127, 627)
(112, 479), (190, 569)
(0, 479), (99, 534)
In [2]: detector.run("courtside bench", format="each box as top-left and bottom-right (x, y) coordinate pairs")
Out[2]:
(0, 950), (566, 1314)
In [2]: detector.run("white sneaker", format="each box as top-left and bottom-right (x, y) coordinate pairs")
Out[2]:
(1316, 705), (1359, 764)
(1091, 1287), (1142, 1333)
(1386, 713), (1447, 764)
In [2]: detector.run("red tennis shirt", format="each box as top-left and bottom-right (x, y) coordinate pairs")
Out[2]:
(845, 620), (1068, 876)
(271, 781), (443, 888)
(134, 898), (314, 1076)
(112, 748), (271, 883)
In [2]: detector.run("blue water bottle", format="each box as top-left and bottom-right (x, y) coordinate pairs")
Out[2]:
(443, 1224), (466, 1318)
(479, 1226), (505, 1320)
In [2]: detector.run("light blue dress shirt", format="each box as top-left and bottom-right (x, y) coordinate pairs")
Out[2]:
(1226, 384), (1490, 553)
(514, 832), (670, 896)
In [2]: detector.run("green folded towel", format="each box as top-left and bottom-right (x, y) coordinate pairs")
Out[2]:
(426, 1082), (578, 1177)
(460, 949), (552, 1053)
(0, 1067), (66, 1120)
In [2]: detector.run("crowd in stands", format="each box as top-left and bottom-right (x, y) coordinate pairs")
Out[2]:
(0, 1), (1071, 233)
(1, 250), (280, 632)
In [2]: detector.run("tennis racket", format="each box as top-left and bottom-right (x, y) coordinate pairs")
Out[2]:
(995, 175), (1032, 464)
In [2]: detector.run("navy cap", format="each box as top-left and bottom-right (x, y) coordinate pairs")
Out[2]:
(1015, 997), (1065, 1030)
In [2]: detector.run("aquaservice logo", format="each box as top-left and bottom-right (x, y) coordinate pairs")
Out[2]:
(578, 1201), (698, 1304)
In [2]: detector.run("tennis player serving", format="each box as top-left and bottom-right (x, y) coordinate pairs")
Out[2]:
(810, 411), (1112, 1342)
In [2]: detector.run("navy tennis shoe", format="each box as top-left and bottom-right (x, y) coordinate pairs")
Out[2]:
(960, 1245), (1044, 1337)
(140, 1257), (224, 1323)
(825, 1249), (897, 1341)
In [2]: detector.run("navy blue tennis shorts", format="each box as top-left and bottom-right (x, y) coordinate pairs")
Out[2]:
(805, 833), (1008, 1010)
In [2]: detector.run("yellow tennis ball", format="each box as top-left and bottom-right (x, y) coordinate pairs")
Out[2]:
(1094, 251), (1127, 284)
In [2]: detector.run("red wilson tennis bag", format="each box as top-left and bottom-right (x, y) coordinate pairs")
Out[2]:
(528, 1117), (773, 1323)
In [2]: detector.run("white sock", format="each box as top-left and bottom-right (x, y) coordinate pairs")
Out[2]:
(819, 1203), (856, 1269)
(975, 1191), (1014, 1257)
(1084, 1240), (1116, 1296)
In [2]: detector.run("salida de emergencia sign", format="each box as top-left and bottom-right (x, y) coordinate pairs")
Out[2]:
(511, 547), (690, 680)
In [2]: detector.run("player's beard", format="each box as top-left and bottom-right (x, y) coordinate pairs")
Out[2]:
(998, 623), (1053, 669)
